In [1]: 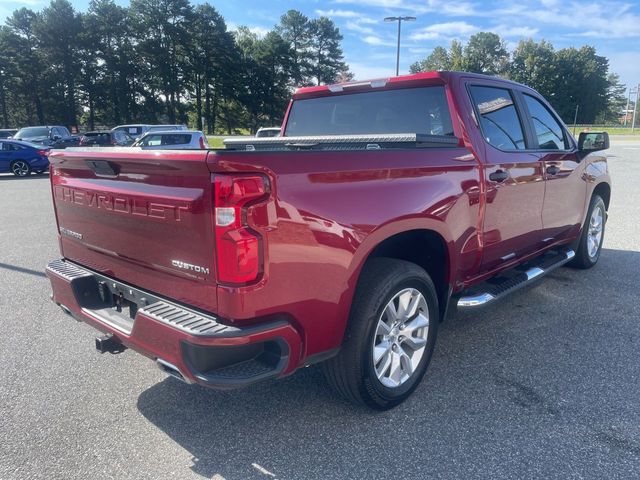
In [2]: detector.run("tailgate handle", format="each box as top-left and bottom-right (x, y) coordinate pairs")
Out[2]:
(86, 160), (119, 177)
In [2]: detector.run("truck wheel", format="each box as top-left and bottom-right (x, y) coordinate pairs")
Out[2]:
(569, 194), (606, 269)
(11, 160), (31, 177)
(322, 258), (439, 410)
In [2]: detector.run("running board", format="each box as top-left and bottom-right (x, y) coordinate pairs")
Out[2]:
(457, 249), (575, 309)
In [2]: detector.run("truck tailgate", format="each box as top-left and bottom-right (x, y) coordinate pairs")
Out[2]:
(50, 148), (218, 313)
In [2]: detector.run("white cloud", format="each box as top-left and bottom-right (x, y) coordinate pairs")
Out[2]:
(347, 61), (395, 81)
(7, 0), (45, 5)
(408, 47), (431, 54)
(315, 9), (361, 18)
(226, 22), (270, 38)
(410, 21), (479, 40)
(490, 0), (640, 39)
(333, 0), (407, 7)
(362, 35), (394, 46)
(440, 2), (480, 16)
(493, 25), (539, 38)
(345, 20), (375, 35)
(604, 51), (640, 90)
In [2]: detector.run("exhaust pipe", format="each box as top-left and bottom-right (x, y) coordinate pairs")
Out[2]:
(95, 333), (127, 354)
(157, 358), (190, 384)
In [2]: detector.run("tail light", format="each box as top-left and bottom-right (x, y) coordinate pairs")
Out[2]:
(37, 149), (49, 157)
(214, 174), (269, 285)
(199, 136), (206, 149)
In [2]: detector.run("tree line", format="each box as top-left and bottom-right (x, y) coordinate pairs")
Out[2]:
(0, 0), (349, 133)
(1, 2), (628, 133)
(410, 32), (627, 125)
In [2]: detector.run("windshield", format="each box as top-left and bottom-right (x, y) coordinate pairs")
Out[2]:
(114, 126), (144, 136)
(16, 127), (49, 138)
(285, 86), (454, 137)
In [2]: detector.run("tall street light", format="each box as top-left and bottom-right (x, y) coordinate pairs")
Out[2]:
(384, 16), (416, 76)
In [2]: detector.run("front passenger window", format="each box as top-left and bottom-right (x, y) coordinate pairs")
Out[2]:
(524, 94), (567, 150)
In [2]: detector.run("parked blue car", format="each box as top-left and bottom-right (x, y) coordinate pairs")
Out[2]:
(0, 139), (50, 176)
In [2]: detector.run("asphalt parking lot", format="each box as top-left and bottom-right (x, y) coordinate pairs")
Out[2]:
(1, 140), (639, 480)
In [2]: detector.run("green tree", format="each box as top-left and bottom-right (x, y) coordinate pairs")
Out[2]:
(308, 17), (349, 85)
(191, 3), (238, 133)
(277, 9), (312, 85)
(84, 0), (136, 126)
(449, 40), (464, 70)
(36, 0), (83, 127)
(463, 32), (508, 75)
(553, 46), (609, 123)
(596, 73), (627, 124)
(129, 0), (194, 123)
(235, 27), (294, 131)
(508, 39), (557, 100)
(410, 46), (450, 73)
(4, 9), (46, 125)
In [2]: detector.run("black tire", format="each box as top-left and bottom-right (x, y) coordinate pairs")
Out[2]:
(322, 258), (439, 410)
(569, 194), (606, 269)
(10, 160), (31, 177)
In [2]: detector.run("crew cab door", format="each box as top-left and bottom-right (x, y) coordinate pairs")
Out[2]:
(467, 83), (545, 270)
(518, 93), (586, 242)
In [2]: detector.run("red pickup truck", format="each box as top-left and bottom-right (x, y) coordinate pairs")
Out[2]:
(46, 71), (611, 409)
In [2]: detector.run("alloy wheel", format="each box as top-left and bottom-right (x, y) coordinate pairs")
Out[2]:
(587, 203), (604, 259)
(11, 161), (30, 177)
(372, 288), (430, 388)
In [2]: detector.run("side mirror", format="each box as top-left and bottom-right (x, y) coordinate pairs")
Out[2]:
(578, 131), (609, 153)
(52, 134), (62, 141)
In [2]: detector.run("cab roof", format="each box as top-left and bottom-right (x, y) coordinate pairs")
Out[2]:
(293, 71), (528, 100)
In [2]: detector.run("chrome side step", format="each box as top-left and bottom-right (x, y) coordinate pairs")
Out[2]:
(457, 249), (575, 309)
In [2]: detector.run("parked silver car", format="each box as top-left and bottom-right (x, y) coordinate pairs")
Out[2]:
(111, 124), (188, 141)
(132, 130), (209, 149)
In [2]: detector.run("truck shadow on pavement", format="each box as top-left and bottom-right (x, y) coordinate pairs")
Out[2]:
(136, 248), (640, 480)
(0, 261), (48, 278)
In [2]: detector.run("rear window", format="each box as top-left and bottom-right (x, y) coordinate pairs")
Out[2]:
(114, 126), (144, 136)
(284, 86), (454, 137)
(139, 134), (191, 146)
(16, 127), (49, 138)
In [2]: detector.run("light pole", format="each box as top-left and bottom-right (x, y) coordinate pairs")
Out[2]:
(384, 16), (416, 76)
(632, 83), (639, 133)
(624, 87), (632, 126)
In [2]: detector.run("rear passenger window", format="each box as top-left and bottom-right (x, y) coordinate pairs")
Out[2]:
(140, 135), (162, 146)
(469, 85), (526, 150)
(524, 94), (567, 150)
(161, 134), (190, 145)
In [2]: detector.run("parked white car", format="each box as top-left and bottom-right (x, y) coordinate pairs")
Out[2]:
(132, 130), (209, 149)
(256, 127), (281, 138)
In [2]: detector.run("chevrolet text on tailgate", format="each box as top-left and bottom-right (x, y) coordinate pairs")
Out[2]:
(46, 72), (611, 409)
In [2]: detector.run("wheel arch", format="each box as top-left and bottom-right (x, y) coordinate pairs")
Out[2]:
(592, 181), (611, 210)
(347, 221), (455, 323)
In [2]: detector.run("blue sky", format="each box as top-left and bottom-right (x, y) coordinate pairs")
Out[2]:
(2, 0), (639, 92)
